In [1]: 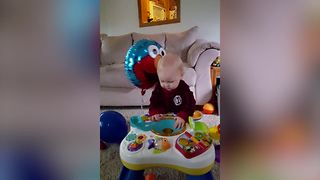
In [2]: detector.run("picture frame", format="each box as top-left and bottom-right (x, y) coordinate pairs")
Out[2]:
(137, 0), (181, 27)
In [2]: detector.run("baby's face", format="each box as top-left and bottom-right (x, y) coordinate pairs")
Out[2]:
(158, 68), (182, 91)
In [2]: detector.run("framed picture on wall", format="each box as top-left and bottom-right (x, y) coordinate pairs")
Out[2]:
(137, 0), (181, 27)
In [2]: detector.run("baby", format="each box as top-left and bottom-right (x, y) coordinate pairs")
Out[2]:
(149, 53), (196, 129)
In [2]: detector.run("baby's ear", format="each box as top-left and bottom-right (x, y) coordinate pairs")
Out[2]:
(180, 68), (184, 77)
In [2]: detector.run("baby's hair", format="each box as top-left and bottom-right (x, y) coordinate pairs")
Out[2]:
(157, 53), (184, 75)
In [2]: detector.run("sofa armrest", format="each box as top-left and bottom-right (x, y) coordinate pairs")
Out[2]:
(194, 48), (220, 105)
(187, 39), (220, 67)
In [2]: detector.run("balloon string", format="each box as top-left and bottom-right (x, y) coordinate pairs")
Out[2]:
(140, 93), (144, 115)
(140, 89), (146, 115)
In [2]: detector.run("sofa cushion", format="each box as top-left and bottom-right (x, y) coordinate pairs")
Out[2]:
(166, 26), (199, 64)
(187, 39), (220, 67)
(132, 32), (166, 48)
(101, 33), (132, 65)
(182, 67), (197, 87)
(100, 64), (135, 88)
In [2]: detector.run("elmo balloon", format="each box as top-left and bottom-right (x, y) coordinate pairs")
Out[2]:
(124, 39), (166, 94)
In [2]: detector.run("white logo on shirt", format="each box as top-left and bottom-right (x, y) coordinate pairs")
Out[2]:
(173, 95), (182, 106)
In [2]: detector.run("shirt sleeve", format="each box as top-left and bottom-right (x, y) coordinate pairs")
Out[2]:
(149, 84), (166, 115)
(177, 82), (196, 122)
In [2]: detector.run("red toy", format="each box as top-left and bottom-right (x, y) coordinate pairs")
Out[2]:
(100, 141), (107, 150)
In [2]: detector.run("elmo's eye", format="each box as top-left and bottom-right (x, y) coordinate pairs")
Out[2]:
(159, 47), (166, 57)
(148, 45), (159, 58)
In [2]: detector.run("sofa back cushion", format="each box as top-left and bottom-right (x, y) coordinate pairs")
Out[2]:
(132, 32), (166, 48)
(101, 33), (132, 65)
(165, 26), (199, 63)
(100, 64), (135, 88)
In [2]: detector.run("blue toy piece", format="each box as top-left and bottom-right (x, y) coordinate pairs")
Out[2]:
(100, 111), (128, 144)
(186, 172), (214, 180)
(119, 166), (144, 180)
(130, 115), (185, 136)
(130, 116), (156, 131)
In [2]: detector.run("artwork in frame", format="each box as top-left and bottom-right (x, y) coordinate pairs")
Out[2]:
(137, 0), (180, 27)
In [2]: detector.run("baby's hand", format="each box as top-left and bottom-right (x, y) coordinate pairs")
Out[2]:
(174, 116), (185, 129)
(150, 114), (164, 121)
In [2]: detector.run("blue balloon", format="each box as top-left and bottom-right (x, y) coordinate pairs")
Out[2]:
(100, 111), (128, 144)
(124, 39), (164, 90)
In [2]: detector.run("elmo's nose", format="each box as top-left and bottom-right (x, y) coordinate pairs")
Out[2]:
(154, 55), (161, 69)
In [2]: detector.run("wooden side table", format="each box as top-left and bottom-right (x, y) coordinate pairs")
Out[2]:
(209, 66), (220, 115)
(211, 66), (220, 90)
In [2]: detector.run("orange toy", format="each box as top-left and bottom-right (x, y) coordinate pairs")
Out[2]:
(145, 172), (156, 180)
(161, 138), (171, 151)
(203, 103), (214, 114)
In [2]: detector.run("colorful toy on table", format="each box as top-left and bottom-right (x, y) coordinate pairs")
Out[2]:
(174, 117), (213, 158)
(148, 136), (171, 154)
(127, 142), (144, 152)
(209, 124), (220, 144)
(175, 131), (212, 159)
(194, 132), (212, 147)
(126, 134), (147, 153)
(147, 139), (155, 149)
(192, 110), (203, 120)
(135, 134), (147, 144)
(125, 133), (137, 141)
(188, 117), (209, 134)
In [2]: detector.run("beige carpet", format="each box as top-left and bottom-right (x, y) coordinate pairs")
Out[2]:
(100, 108), (220, 180)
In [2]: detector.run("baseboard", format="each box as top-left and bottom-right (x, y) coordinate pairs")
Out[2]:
(100, 106), (149, 109)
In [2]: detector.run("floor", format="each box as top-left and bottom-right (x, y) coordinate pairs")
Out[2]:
(100, 107), (220, 180)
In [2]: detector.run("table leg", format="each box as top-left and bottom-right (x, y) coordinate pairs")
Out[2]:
(118, 166), (145, 180)
(186, 171), (214, 180)
(215, 145), (220, 163)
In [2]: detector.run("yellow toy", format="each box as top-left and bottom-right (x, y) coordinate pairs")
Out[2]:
(192, 110), (203, 120)
(209, 124), (220, 144)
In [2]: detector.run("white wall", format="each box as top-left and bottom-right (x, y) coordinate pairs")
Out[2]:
(100, 0), (220, 43)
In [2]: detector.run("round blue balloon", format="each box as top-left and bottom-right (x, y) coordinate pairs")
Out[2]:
(100, 111), (128, 144)
(124, 39), (163, 89)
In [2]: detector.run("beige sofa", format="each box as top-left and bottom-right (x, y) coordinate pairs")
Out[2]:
(100, 26), (220, 106)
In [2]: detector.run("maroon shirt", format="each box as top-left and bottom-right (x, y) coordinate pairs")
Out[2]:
(149, 80), (196, 122)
